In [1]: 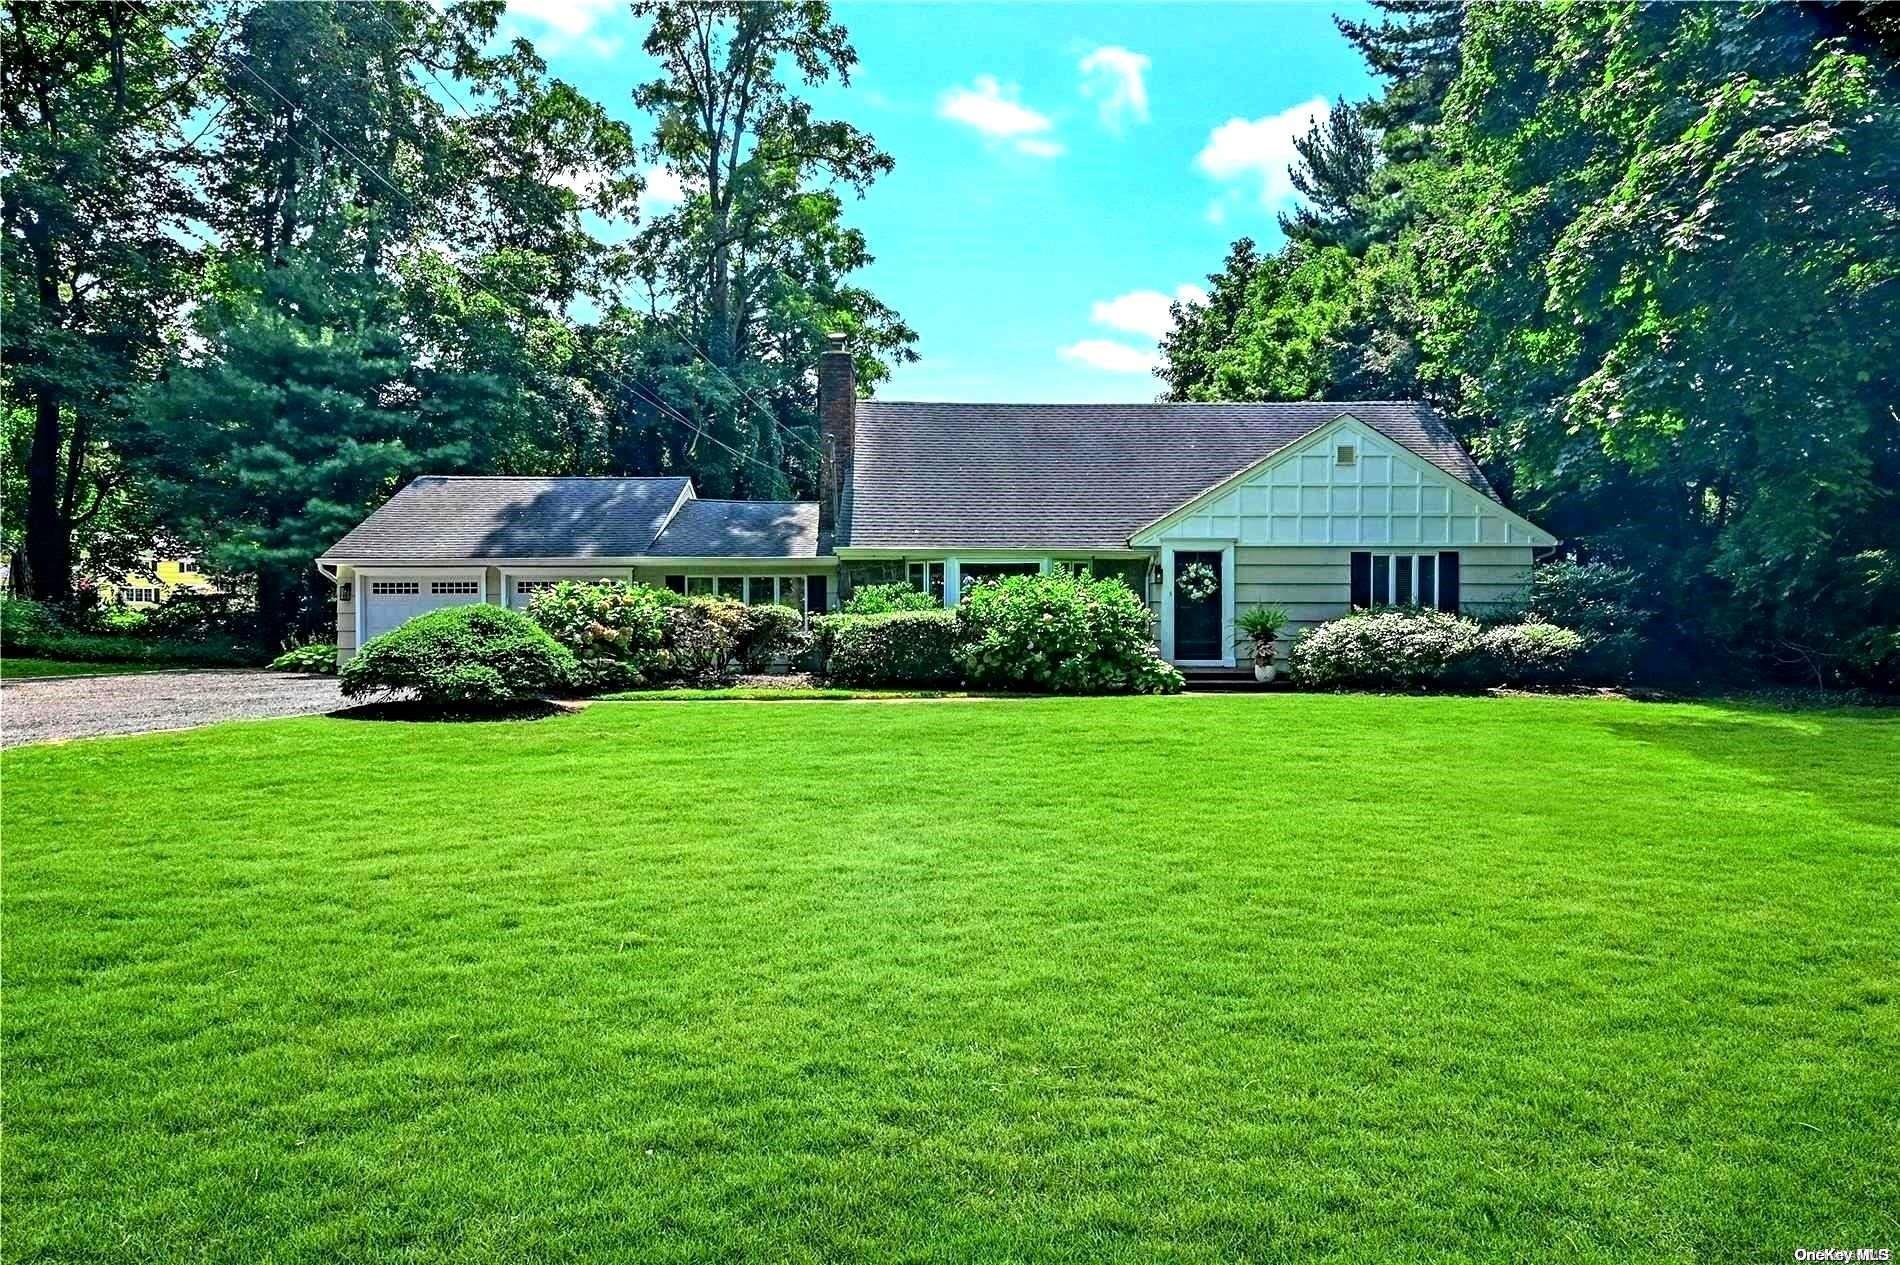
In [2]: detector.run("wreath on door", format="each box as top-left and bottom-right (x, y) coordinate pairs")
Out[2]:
(1177, 561), (1219, 602)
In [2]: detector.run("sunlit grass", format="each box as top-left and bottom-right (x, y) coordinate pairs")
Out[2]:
(5, 694), (1895, 1262)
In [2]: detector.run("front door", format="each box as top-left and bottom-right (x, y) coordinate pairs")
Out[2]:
(1173, 551), (1222, 661)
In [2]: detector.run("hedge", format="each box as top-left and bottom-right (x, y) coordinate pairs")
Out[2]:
(812, 611), (964, 686)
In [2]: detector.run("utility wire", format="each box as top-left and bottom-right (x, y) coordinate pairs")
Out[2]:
(153, 13), (797, 487)
(377, 0), (821, 464)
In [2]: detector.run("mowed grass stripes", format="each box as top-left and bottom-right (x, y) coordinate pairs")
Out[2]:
(4, 695), (1895, 1263)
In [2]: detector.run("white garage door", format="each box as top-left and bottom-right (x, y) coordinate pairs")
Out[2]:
(363, 576), (484, 640)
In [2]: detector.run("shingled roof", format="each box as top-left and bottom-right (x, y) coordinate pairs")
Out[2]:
(842, 401), (1494, 550)
(646, 499), (825, 558)
(321, 476), (691, 562)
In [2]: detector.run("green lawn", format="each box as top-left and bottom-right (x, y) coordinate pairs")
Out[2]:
(5, 696), (1895, 1263)
(0, 656), (173, 679)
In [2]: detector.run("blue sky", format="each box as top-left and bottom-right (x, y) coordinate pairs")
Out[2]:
(503, 1), (1378, 402)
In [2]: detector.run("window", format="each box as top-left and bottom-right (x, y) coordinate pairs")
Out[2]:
(1351, 551), (1459, 613)
(121, 586), (161, 604)
(1335, 443), (1358, 467)
(778, 575), (808, 613)
(959, 562), (1040, 588)
(370, 580), (420, 596)
(906, 561), (945, 602)
(514, 580), (555, 596)
(744, 576), (777, 606)
(433, 580), (479, 596)
(717, 576), (744, 601)
(685, 576), (715, 597)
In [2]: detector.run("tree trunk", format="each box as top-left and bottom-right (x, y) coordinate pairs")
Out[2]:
(24, 383), (71, 601)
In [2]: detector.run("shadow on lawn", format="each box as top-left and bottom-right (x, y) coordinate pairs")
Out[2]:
(1604, 706), (1899, 830)
(328, 699), (575, 724)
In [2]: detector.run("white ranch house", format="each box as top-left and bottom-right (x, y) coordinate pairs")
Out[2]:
(319, 335), (1556, 668)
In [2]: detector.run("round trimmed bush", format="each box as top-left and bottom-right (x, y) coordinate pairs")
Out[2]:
(1289, 608), (1483, 689)
(1471, 621), (1585, 686)
(957, 571), (1183, 694)
(340, 605), (577, 704)
(814, 610), (964, 686)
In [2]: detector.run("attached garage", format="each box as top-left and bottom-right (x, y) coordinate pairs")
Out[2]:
(360, 572), (486, 641)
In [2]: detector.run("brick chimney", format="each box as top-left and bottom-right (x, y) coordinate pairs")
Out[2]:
(817, 331), (855, 532)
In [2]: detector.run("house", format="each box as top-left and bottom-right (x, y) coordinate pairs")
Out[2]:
(319, 335), (1556, 667)
(97, 556), (224, 608)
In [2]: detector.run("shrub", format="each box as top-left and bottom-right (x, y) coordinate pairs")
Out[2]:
(1289, 608), (1484, 689)
(526, 581), (677, 689)
(1470, 622), (1585, 686)
(814, 610), (964, 686)
(956, 571), (1183, 694)
(1, 596), (259, 666)
(841, 582), (940, 615)
(661, 598), (749, 685)
(732, 603), (807, 672)
(1525, 559), (1648, 681)
(270, 643), (339, 674)
(340, 605), (576, 704)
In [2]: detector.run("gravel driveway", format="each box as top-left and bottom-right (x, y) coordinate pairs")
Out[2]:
(2, 670), (344, 748)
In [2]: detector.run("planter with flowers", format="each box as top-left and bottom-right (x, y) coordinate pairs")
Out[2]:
(1237, 606), (1290, 682)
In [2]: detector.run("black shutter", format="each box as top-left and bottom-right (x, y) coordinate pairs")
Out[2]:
(1350, 551), (1372, 609)
(663, 574), (685, 594)
(808, 574), (828, 613)
(1438, 552), (1460, 613)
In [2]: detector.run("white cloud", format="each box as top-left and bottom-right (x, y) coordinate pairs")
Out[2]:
(1089, 284), (1207, 341)
(638, 164), (686, 216)
(506, 0), (620, 56)
(1060, 339), (1160, 375)
(1196, 97), (1328, 210)
(1013, 137), (1066, 159)
(508, 0), (615, 37)
(1079, 46), (1150, 131)
(939, 75), (1061, 156)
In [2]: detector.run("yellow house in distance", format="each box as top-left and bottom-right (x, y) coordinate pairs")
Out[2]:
(98, 557), (224, 608)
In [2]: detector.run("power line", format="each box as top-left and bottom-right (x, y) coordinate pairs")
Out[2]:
(152, 12), (798, 487)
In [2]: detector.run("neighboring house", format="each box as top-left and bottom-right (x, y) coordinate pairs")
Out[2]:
(320, 335), (1555, 666)
(98, 556), (223, 608)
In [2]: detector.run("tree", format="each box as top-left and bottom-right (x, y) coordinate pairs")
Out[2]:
(617, 0), (915, 497)
(1279, 98), (1380, 253)
(1, 0), (211, 599)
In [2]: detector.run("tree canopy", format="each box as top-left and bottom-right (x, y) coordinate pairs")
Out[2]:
(1162, 0), (1899, 687)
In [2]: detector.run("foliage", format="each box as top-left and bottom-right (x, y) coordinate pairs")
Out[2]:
(1524, 560), (1649, 683)
(957, 572), (1183, 695)
(812, 610), (963, 687)
(1237, 606), (1290, 641)
(840, 582), (941, 615)
(1290, 608), (1485, 690)
(1472, 623), (1586, 688)
(339, 605), (576, 704)
(660, 598), (750, 686)
(732, 603), (807, 672)
(1, 2), (212, 600)
(1163, 1), (1900, 691)
(526, 580), (678, 689)
(1, 595), (256, 667)
(610, 0), (917, 498)
(1291, 607), (1590, 690)
(269, 644), (339, 675)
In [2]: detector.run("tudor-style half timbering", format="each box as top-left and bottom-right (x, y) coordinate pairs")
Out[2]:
(1131, 416), (1556, 552)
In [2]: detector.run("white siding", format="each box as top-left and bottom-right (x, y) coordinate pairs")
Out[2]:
(1140, 420), (1551, 551)
(1232, 545), (1534, 666)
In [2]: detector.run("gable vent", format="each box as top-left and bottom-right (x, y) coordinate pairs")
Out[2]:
(1335, 442), (1358, 467)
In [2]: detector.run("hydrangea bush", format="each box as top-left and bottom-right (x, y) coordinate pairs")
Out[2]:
(957, 571), (1182, 694)
(1290, 607), (1585, 690)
